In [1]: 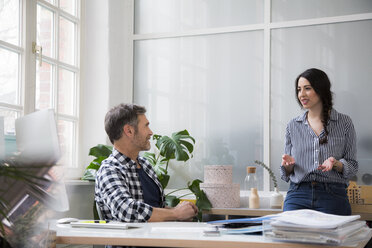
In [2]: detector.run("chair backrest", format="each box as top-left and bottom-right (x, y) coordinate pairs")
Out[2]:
(95, 201), (104, 220)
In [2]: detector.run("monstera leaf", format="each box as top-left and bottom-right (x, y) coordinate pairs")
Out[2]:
(188, 179), (212, 221)
(82, 144), (113, 181)
(156, 130), (195, 161)
(145, 130), (195, 188)
(165, 195), (180, 207)
(143, 152), (169, 188)
(89, 144), (113, 158)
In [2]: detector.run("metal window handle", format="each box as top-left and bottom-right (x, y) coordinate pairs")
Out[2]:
(32, 42), (43, 66)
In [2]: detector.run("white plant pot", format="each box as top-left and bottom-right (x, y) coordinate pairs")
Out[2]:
(270, 187), (283, 209)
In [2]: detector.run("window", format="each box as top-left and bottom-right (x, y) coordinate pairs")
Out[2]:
(0, 0), (22, 134)
(0, 0), (80, 167)
(129, 0), (372, 191)
(133, 0), (266, 190)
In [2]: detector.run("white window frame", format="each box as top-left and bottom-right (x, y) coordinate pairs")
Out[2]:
(35, 0), (81, 169)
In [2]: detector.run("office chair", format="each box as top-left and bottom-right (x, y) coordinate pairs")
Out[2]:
(95, 201), (104, 220)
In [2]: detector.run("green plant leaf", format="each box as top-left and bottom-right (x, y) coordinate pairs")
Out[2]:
(86, 157), (107, 170)
(152, 134), (162, 142)
(143, 152), (170, 188)
(179, 140), (194, 154)
(89, 144), (113, 158)
(187, 179), (202, 195)
(156, 130), (195, 162)
(157, 173), (170, 189)
(144, 152), (167, 174)
(187, 179), (212, 221)
(165, 195), (180, 207)
(143, 152), (157, 165)
(82, 145), (113, 181)
(195, 190), (212, 210)
(81, 169), (97, 181)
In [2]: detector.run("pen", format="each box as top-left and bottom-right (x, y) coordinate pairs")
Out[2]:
(81, 221), (110, 223)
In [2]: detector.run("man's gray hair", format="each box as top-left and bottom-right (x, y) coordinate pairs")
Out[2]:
(104, 103), (146, 144)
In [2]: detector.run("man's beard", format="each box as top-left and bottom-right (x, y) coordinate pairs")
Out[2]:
(133, 133), (151, 151)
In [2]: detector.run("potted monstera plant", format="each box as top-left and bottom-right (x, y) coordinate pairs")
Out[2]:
(83, 130), (211, 221)
(144, 130), (211, 221)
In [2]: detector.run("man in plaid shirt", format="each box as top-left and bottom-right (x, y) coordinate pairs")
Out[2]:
(95, 103), (197, 222)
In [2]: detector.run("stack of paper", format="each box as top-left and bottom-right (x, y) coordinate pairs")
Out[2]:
(263, 209), (371, 246)
(207, 215), (277, 234)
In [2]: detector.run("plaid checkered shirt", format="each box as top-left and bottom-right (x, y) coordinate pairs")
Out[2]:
(95, 147), (165, 222)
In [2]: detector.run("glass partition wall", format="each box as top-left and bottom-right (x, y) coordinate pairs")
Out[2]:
(132, 0), (372, 191)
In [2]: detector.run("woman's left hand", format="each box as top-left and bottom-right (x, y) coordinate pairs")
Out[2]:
(318, 157), (336, 172)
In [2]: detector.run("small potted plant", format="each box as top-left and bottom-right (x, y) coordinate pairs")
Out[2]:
(254, 160), (283, 209)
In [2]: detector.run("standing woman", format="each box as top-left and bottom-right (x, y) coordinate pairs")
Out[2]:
(281, 68), (358, 215)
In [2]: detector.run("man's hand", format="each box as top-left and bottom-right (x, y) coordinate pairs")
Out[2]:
(173, 201), (198, 221)
(149, 201), (198, 222)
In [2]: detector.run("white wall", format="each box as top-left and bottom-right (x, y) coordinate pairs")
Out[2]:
(108, 0), (133, 108)
(76, 0), (131, 178)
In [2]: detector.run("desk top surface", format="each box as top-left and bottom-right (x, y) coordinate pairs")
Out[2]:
(55, 221), (371, 248)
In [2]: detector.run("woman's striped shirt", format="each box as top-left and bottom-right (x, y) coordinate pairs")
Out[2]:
(280, 108), (358, 184)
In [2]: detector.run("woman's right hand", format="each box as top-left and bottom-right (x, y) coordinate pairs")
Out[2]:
(282, 154), (295, 166)
(282, 154), (295, 175)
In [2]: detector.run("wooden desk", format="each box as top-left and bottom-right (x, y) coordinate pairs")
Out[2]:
(204, 208), (372, 221)
(55, 221), (371, 248)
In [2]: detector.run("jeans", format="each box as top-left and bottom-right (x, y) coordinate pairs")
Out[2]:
(283, 181), (351, 216)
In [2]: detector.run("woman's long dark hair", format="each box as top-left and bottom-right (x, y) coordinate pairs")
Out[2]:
(295, 68), (333, 144)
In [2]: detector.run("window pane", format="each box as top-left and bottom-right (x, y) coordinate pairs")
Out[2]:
(271, 20), (372, 189)
(0, 108), (18, 135)
(43, 0), (55, 5)
(37, 5), (54, 58)
(135, 0), (264, 34)
(0, 48), (19, 105)
(57, 119), (74, 166)
(134, 31), (264, 189)
(0, 0), (20, 45)
(60, 0), (76, 16)
(59, 17), (75, 65)
(36, 61), (53, 110)
(58, 68), (75, 116)
(272, 0), (372, 22)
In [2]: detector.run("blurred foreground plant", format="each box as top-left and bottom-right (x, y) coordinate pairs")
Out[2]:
(0, 159), (53, 247)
